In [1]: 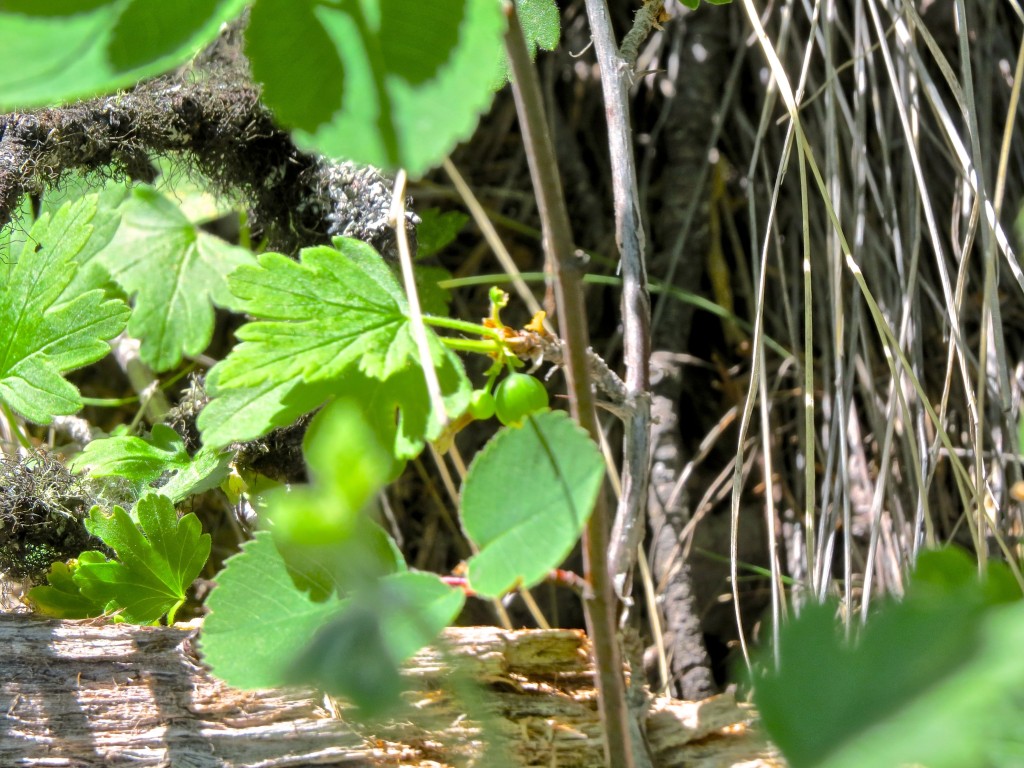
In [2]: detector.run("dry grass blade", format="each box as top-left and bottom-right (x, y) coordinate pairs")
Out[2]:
(716, 0), (1024, 654)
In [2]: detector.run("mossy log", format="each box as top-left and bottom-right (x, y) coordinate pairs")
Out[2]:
(0, 613), (781, 767)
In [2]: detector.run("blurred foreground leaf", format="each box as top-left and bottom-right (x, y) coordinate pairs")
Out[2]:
(754, 548), (1024, 768)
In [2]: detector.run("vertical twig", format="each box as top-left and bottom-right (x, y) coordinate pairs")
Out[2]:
(110, 334), (171, 426)
(502, 5), (635, 766)
(581, 1), (653, 602)
(389, 169), (449, 427)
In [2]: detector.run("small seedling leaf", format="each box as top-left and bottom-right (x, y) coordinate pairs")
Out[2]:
(74, 494), (211, 624)
(516, 0), (560, 51)
(495, 0), (561, 83)
(416, 209), (469, 259)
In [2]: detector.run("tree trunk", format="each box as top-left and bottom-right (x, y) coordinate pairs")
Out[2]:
(644, 3), (736, 702)
(0, 614), (781, 767)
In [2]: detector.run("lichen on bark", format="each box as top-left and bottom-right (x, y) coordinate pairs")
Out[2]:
(0, 19), (412, 258)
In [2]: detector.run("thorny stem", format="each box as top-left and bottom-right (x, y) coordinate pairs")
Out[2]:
(503, 5), (635, 767)
(581, 2), (658, 763)
(582, 1), (653, 601)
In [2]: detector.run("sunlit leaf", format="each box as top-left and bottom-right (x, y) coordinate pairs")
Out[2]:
(96, 186), (257, 372)
(244, 0), (505, 176)
(27, 561), (106, 620)
(198, 238), (470, 451)
(71, 424), (232, 503)
(202, 532), (461, 704)
(201, 531), (342, 688)
(71, 424), (189, 483)
(0, 0), (246, 109)
(0, 198), (129, 424)
(461, 410), (603, 598)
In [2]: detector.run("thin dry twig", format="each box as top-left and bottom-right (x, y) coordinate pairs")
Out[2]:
(504, 4), (636, 766)
(581, 0), (653, 608)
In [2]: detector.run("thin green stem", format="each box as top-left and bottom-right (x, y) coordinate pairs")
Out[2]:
(80, 395), (142, 407)
(439, 338), (502, 355)
(439, 273), (791, 358)
(81, 362), (198, 408)
(2, 402), (32, 450)
(422, 315), (503, 340)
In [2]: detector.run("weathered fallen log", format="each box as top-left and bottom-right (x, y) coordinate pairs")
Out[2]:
(0, 613), (782, 767)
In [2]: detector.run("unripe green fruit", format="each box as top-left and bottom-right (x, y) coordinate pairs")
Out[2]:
(468, 389), (496, 420)
(494, 373), (549, 426)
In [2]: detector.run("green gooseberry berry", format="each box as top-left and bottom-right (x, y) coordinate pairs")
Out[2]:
(468, 389), (496, 420)
(494, 373), (549, 426)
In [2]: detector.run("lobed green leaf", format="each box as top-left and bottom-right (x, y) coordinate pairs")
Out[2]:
(0, 0), (246, 109)
(71, 424), (189, 483)
(198, 238), (470, 455)
(27, 561), (107, 620)
(0, 197), (130, 424)
(73, 494), (211, 624)
(95, 186), (257, 372)
(244, 0), (505, 176)
(71, 424), (232, 503)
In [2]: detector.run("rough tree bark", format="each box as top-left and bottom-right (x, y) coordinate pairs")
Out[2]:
(644, 5), (735, 701)
(0, 614), (780, 767)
